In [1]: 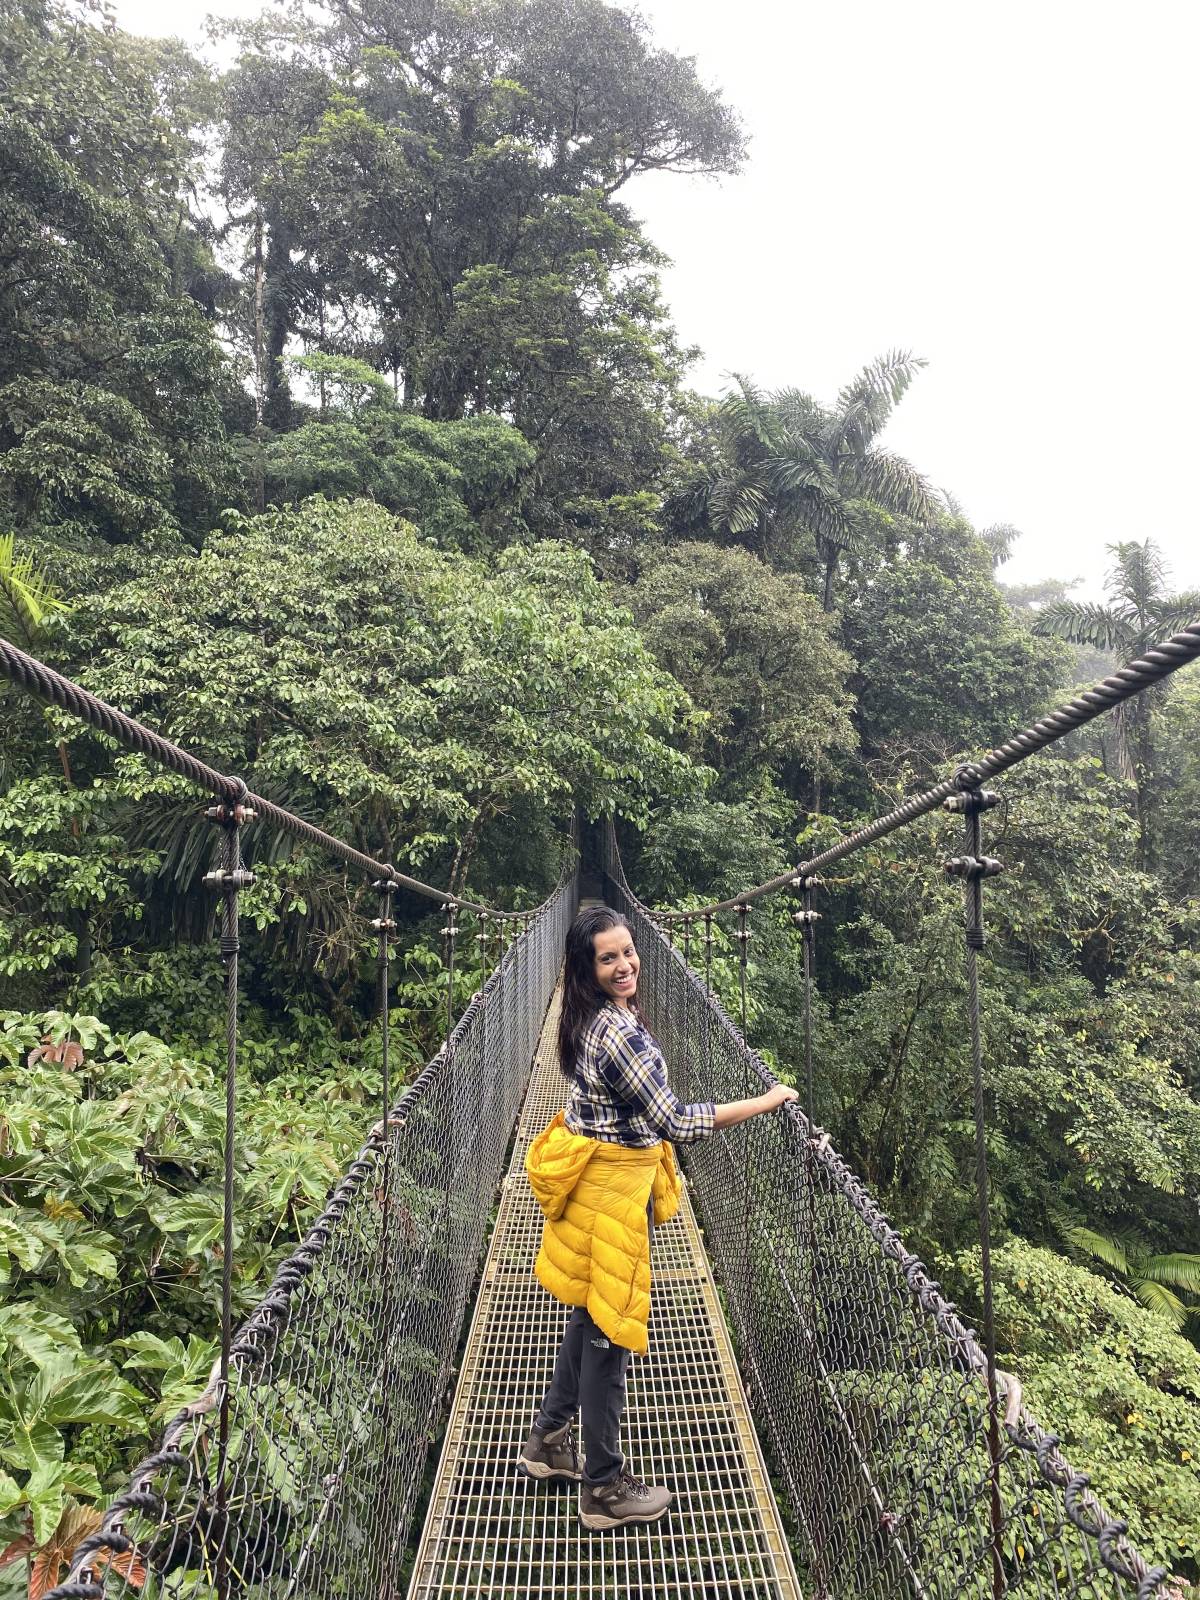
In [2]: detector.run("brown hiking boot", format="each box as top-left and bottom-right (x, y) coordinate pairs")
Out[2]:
(518, 1419), (582, 1482)
(579, 1467), (672, 1530)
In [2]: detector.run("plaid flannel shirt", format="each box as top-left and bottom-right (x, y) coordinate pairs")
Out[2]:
(564, 1000), (716, 1149)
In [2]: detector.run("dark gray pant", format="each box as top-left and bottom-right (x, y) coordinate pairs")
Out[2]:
(534, 1195), (653, 1486)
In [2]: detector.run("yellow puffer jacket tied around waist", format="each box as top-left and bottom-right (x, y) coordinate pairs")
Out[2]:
(525, 1110), (683, 1355)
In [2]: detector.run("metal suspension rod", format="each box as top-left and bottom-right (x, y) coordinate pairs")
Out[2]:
(443, 901), (459, 1040)
(945, 789), (1007, 1597)
(203, 791), (254, 1600)
(373, 879), (396, 1136)
(794, 872), (827, 1597)
(735, 903), (750, 1036)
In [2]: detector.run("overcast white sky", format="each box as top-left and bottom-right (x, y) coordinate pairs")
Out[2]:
(117, 0), (1200, 599)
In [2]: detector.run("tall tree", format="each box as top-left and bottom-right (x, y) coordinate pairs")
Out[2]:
(669, 354), (935, 608)
(0, 0), (237, 547)
(841, 517), (1069, 773)
(629, 541), (855, 791)
(1032, 539), (1200, 862)
(218, 0), (744, 532)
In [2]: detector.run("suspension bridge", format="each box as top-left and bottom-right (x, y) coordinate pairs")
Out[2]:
(3, 626), (1199, 1600)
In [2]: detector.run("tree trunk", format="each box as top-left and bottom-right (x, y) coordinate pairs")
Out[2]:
(449, 804), (488, 897)
(1130, 697), (1155, 869)
(55, 737), (91, 977)
(318, 294), (327, 419)
(263, 213), (294, 431)
(253, 213), (266, 514)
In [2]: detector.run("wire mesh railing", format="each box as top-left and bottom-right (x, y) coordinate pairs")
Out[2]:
(43, 867), (577, 1600)
(603, 826), (1171, 1600)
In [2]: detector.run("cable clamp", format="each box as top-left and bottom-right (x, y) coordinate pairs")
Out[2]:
(791, 908), (822, 926)
(790, 873), (824, 892)
(204, 802), (257, 825)
(203, 868), (257, 890)
(371, 917), (397, 932)
(943, 789), (1000, 815)
(942, 855), (1004, 881)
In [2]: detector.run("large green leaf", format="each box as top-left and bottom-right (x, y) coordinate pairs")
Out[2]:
(0, 1421), (63, 1477)
(0, 1212), (49, 1281)
(31, 1357), (147, 1430)
(118, 1332), (217, 1422)
(148, 1189), (241, 1255)
(0, 1304), (80, 1371)
(0, 1211), (118, 1288)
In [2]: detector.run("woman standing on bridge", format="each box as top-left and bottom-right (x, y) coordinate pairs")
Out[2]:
(519, 904), (798, 1531)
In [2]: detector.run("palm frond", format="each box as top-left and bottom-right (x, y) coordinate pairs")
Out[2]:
(719, 374), (780, 454)
(1137, 1252), (1200, 1293)
(769, 386), (825, 439)
(764, 433), (837, 500)
(800, 492), (858, 553)
(1133, 1278), (1189, 1330)
(832, 393), (888, 458)
(850, 448), (936, 522)
(707, 472), (769, 539)
(1062, 1224), (1130, 1274)
(663, 471), (715, 530)
(766, 458), (826, 497)
(0, 533), (72, 651)
(1105, 539), (1169, 621)
(979, 523), (1022, 567)
(836, 349), (927, 423)
(1030, 601), (1133, 653)
(1148, 597), (1200, 640)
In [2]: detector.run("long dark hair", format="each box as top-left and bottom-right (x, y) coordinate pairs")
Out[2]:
(557, 905), (633, 1081)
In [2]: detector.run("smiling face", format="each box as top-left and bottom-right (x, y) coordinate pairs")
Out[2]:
(592, 923), (639, 1008)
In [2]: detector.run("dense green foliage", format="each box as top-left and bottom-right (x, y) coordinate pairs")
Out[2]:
(0, 0), (237, 547)
(0, 0), (1198, 1588)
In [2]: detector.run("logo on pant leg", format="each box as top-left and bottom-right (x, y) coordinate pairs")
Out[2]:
(589, 1336), (610, 1348)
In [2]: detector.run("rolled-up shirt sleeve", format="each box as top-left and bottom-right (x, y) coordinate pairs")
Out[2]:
(599, 1021), (716, 1145)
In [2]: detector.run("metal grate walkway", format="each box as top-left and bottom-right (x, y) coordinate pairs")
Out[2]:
(405, 983), (804, 1599)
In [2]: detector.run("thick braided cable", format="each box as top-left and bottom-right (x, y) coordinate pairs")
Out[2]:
(653, 621), (1200, 918)
(0, 637), (522, 918)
